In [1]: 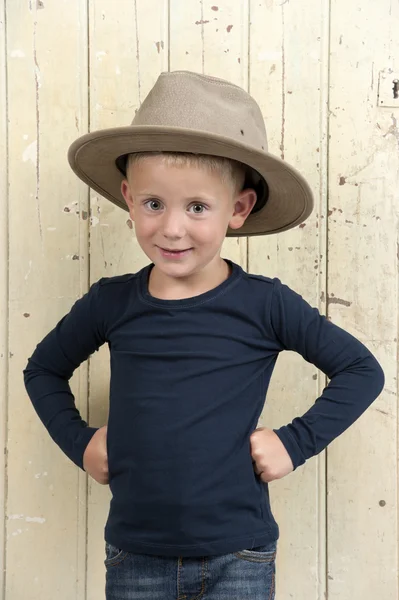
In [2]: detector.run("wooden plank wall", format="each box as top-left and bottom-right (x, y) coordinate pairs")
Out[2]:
(1, 1), (397, 598)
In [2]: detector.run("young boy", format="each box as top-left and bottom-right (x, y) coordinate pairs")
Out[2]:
(23, 71), (385, 600)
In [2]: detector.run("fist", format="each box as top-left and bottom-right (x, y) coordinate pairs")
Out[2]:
(83, 425), (109, 485)
(250, 427), (294, 483)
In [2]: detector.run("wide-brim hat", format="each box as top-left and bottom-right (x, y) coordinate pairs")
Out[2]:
(68, 70), (314, 236)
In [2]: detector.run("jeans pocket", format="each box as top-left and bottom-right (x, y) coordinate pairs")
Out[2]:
(233, 540), (277, 563)
(104, 542), (129, 568)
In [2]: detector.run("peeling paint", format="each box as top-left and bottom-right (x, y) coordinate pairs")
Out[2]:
(24, 260), (33, 281)
(22, 140), (37, 164)
(34, 472), (48, 479)
(96, 51), (107, 61)
(383, 113), (399, 147)
(10, 49), (25, 58)
(8, 514), (45, 523)
(12, 529), (24, 536)
(90, 216), (100, 227)
(63, 201), (79, 213)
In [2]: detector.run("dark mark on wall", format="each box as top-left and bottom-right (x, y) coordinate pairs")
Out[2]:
(227, 24), (233, 32)
(339, 176), (346, 185)
(126, 219), (133, 230)
(82, 211), (88, 220)
(379, 500), (386, 506)
(195, 19), (210, 25)
(312, 374), (317, 380)
(211, 5), (219, 10)
(327, 296), (352, 307)
(23, 313), (30, 318)
(72, 255), (79, 260)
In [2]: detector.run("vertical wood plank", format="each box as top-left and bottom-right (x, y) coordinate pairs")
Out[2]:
(169, 0), (249, 268)
(86, 2), (169, 597)
(327, 0), (398, 597)
(0, 0), (8, 597)
(7, 1), (89, 598)
(248, 1), (329, 598)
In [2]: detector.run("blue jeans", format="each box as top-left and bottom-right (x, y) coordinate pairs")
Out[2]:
(105, 539), (277, 599)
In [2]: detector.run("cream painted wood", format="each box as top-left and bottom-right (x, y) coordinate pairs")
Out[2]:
(6, 1), (90, 598)
(248, 1), (328, 598)
(327, 0), (398, 597)
(0, 0), (8, 595)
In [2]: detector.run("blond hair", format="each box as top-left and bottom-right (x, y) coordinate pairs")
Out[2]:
(126, 151), (247, 195)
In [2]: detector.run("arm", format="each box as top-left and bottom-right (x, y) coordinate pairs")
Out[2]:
(23, 280), (107, 470)
(269, 278), (385, 470)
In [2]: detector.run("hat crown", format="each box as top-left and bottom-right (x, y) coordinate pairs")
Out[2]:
(131, 71), (268, 153)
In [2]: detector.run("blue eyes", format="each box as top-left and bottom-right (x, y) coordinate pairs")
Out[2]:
(144, 199), (207, 214)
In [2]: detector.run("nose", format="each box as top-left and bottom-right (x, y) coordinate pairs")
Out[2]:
(160, 209), (186, 239)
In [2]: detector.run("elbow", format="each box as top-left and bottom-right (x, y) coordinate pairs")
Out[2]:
(367, 353), (385, 398)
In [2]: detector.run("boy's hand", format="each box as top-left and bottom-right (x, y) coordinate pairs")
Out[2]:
(83, 425), (109, 485)
(250, 427), (294, 483)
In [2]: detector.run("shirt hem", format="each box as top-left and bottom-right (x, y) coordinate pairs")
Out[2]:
(104, 526), (279, 558)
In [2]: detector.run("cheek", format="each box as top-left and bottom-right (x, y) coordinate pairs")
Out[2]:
(197, 213), (231, 235)
(132, 213), (156, 236)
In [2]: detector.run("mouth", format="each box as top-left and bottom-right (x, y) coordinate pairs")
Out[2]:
(157, 246), (193, 258)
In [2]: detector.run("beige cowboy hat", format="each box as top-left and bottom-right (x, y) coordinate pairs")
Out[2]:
(68, 70), (314, 237)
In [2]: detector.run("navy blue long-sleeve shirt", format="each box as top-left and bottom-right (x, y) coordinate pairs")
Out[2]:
(23, 259), (385, 557)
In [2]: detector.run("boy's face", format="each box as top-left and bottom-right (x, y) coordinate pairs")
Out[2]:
(120, 156), (256, 282)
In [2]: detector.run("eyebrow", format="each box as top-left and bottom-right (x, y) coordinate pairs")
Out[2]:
(136, 193), (215, 203)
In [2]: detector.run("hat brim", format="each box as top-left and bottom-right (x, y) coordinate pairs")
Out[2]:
(68, 125), (314, 237)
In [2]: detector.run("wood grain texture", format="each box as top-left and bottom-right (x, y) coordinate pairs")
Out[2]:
(327, 0), (398, 597)
(0, 0), (8, 595)
(6, 1), (89, 598)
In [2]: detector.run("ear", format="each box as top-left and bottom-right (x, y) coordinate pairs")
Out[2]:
(120, 179), (135, 221)
(228, 189), (258, 230)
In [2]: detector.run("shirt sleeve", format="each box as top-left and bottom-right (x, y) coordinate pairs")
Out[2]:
(269, 278), (385, 470)
(23, 279), (107, 471)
